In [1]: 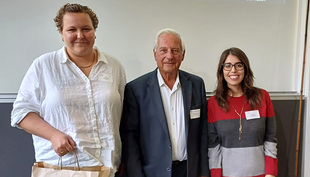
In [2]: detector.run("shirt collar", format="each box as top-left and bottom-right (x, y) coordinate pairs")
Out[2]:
(157, 69), (180, 89)
(60, 46), (109, 65)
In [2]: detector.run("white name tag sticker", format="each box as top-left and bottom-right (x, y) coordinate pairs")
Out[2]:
(190, 109), (200, 119)
(245, 110), (260, 120)
(98, 74), (113, 82)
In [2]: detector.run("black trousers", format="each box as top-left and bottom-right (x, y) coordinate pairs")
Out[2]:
(172, 160), (187, 177)
(117, 161), (187, 177)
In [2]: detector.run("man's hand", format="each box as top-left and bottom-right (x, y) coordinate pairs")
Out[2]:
(117, 162), (125, 176)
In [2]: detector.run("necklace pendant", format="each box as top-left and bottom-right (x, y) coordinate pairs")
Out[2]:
(233, 102), (245, 141)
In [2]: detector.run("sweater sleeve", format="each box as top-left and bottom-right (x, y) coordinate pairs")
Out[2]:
(207, 97), (222, 177)
(262, 90), (278, 176)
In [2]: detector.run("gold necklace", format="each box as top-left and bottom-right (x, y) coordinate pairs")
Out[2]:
(78, 52), (96, 69)
(232, 102), (245, 141)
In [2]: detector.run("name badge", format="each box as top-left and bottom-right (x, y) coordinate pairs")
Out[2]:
(190, 109), (200, 119)
(98, 74), (113, 82)
(245, 110), (260, 120)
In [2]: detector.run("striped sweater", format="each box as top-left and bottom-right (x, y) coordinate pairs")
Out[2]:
(208, 89), (278, 177)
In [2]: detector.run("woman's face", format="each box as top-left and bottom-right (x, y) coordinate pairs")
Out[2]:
(223, 54), (245, 90)
(61, 12), (95, 58)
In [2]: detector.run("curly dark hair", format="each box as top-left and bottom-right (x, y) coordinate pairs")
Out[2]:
(54, 3), (99, 32)
(214, 47), (262, 112)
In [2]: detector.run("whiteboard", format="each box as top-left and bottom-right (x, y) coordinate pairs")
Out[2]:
(0, 0), (298, 93)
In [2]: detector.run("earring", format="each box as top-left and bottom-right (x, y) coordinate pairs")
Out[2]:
(62, 38), (64, 42)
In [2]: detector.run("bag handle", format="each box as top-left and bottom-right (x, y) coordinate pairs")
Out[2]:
(57, 150), (80, 171)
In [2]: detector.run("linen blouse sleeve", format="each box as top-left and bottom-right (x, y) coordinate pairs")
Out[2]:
(262, 89), (278, 176)
(207, 97), (223, 177)
(11, 59), (41, 128)
(118, 63), (126, 103)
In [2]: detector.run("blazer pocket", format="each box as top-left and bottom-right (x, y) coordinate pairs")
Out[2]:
(190, 103), (201, 119)
(191, 103), (202, 110)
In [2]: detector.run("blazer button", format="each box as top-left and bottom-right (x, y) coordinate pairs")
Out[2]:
(167, 167), (171, 171)
(168, 145), (171, 148)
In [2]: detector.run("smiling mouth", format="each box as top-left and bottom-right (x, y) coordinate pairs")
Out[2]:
(75, 40), (88, 43)
(230, 76), (238, 79)
(74, 42), (89, 45)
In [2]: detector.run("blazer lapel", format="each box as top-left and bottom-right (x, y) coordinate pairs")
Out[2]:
(180, 70), (192, 139)
(146, 70), (170, 137)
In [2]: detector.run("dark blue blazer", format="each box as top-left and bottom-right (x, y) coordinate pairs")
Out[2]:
(120, 69), (209, 177)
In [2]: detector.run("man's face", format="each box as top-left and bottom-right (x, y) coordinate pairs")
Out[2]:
(153, 33), (185, 76)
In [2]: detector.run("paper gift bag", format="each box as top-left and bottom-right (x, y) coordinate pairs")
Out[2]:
(31, 161), (110, 177)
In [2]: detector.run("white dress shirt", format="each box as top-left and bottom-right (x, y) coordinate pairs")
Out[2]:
(157, 69), (187, 161)
(11, 46), (126, 177)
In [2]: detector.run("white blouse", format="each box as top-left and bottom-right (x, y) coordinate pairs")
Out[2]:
(11, 46), (126, 177)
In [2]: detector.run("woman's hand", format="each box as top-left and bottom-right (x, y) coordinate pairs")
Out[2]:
(19, 113), (76, 157)
(50, 131), (76, 156)
(265, 175), (275, 177)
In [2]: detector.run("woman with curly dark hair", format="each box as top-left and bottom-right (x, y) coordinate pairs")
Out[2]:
(208, 47), (278, 177)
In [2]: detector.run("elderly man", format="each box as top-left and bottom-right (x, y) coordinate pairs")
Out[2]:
(120, 28), (209, 177)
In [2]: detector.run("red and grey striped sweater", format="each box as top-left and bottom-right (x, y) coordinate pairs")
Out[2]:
(208, 89), (278, 177)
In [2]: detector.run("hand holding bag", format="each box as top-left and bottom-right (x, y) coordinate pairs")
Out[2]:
(31, 151), (110, 177)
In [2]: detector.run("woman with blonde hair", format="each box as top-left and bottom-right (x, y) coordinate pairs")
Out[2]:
(11, 3), (126, 177)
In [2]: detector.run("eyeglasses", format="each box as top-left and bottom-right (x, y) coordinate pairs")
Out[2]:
(222, 62), (244, 71)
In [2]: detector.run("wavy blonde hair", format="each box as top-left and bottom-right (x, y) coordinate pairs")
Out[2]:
(53, 3), (99, 32)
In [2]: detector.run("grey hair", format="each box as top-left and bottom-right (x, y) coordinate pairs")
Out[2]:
(153, 28), (185, 52)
